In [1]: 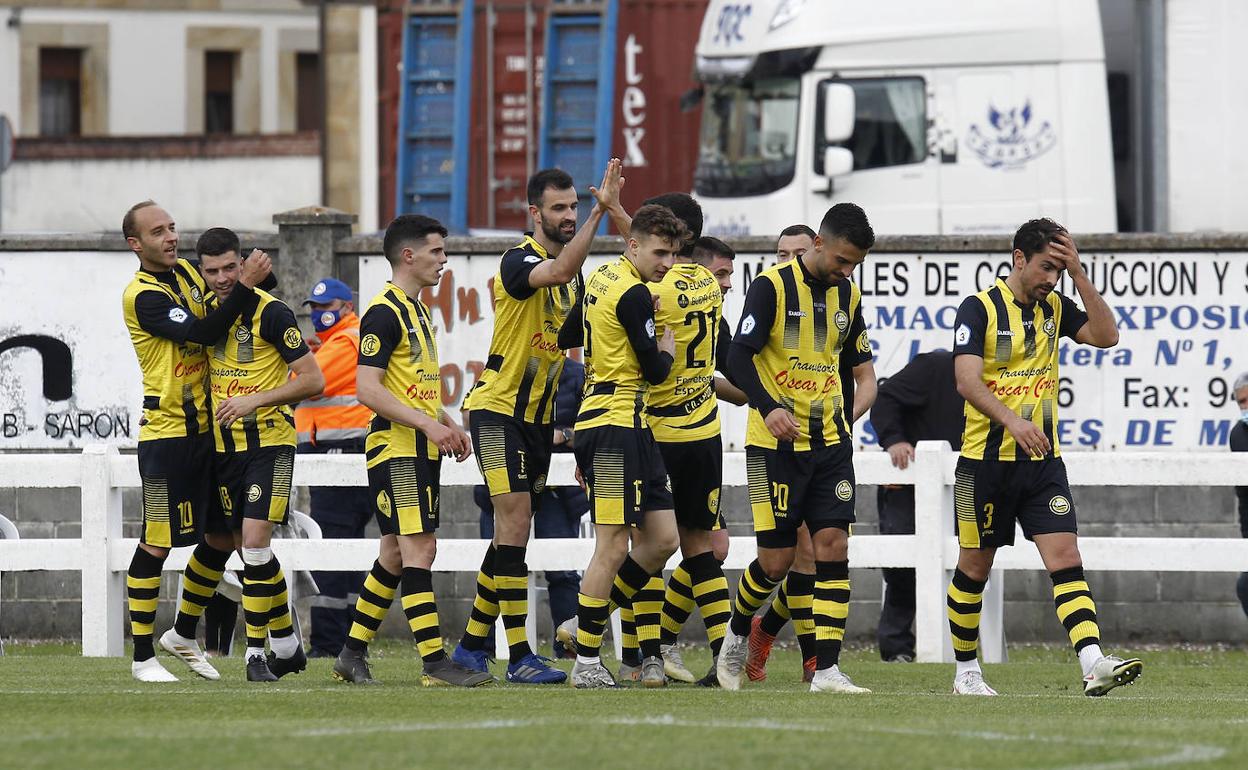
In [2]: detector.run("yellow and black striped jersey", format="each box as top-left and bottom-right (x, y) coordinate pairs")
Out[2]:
(206, 289), (309, 452)
(121, 259), (213, 441)
(358, 282), (442, 466)
(462, 235), (581, 425)
(952, 278), (1088, 462)
(734, 258), (872, 451)
(647, 262), (725, 443)
(575, 256), (672, 431)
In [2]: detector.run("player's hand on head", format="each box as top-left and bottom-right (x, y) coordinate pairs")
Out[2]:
(887, 441), (916, 469)
(764, 407), (801, 441)
(1007, 416), (1051, 458)
(240, 249), (272, 288)
(1049, 233), (1083, 275)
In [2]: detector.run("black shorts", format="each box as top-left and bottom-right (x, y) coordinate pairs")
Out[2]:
(657, 436), (722, 531)
(368, 456), (441, 535)
(574, 425), (674, 526)
(137, 432), (215, 548)
(210, 445), (296, 531)
(954, 456), (1077, 549)
(746, 443), (856, 549)
(470, 409), (553, 498)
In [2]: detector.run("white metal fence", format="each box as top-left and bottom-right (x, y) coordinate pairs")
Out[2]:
(1, 443), (1246, 661)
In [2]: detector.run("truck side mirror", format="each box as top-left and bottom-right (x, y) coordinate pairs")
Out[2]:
(824, 146), (853, 177)
(823, 83), (855, 143)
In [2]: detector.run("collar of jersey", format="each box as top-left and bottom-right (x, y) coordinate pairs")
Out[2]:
(384, 280), (422, 304)
(615, 254), (642, 280)
(793, 253), (831, 288)
(521, 233), (549, 259)
(995, 277), (1037, 309)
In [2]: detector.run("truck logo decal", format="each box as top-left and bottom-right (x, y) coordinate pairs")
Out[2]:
(965, 101), (1056, 169)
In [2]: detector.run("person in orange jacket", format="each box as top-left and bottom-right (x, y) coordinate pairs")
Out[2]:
(296, 278), (374, 657)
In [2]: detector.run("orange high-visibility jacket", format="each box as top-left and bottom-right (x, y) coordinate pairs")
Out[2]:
(295, 312), (371, 447)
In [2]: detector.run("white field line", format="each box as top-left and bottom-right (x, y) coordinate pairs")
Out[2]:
(291, 715), (1227, 769)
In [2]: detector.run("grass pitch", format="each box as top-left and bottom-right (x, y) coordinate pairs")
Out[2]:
(3, 643), (1247, 769)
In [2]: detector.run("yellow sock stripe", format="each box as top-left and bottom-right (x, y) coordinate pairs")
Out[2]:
(946, 608), (981, 627)
(1067, 619), (1101, 645)
(1053, 580), (1091, 598)
(619, 606), (638, 647)
(465, 618), (494, 638)
(348, 622), (377, 645)
(364, 573), (399, 600)
(742, 569), (773, 597)
(416, 638), (443, 659)
(576, 594), (610, 650)
(401, 591), (436, 609)
(670, 566), (693, 592)
(356, 597), (390, 621)
(948, 585), (983, 605)
(660, 613), (683, 636)
(770, 592), (792, 620)
(127, 575), (161, 590)
(1054, 595), (1096, 623)
(952, 637), (979, 652)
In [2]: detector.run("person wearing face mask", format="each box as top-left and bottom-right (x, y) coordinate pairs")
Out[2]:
(295, 278), (374, 658)
(1230, 372), (1248, 619)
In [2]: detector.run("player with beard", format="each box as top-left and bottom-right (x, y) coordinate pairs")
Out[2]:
(452, 162), (622, 684)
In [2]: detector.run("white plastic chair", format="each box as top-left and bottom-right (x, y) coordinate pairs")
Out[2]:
(0, 514), (19, 655)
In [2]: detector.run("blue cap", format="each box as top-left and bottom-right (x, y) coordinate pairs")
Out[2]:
(303, 278), (353, 305)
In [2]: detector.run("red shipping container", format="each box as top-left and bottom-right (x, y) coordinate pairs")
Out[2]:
(610, 0), (706, 218)
(379, 0), (707, 232)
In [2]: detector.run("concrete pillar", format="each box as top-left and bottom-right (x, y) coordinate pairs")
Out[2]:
(273, 206), (357, 332)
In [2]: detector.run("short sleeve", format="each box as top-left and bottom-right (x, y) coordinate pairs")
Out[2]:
(952, 296), (988, 357)
(499, 247), (543, 300)
(358, 304), (402, 368)
(616, 284), (659, 358)
(841, 301), (872, 367)
(1058, 293), (1090, 340)
(734, 276), (777, 352)
(258, 301), (311, 364)
(133, 289), (195, 344)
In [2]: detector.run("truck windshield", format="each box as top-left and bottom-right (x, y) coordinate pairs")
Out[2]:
(695, 77), (800, 198)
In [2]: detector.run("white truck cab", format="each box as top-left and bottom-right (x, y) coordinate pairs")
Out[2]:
(693, 0), (1117, 235)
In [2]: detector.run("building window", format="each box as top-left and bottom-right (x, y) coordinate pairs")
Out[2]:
(39, 47), (83, 137)
(204, 50), (237, 134)
(296, 52), (322, 133)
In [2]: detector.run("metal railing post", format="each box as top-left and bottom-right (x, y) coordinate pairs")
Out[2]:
(913, 440), (952, 663)
(80, 445), (124, 657)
